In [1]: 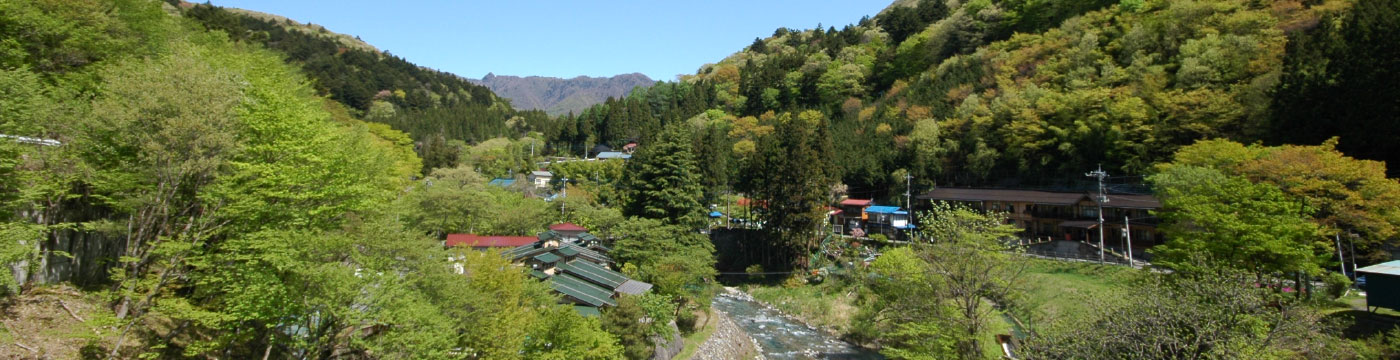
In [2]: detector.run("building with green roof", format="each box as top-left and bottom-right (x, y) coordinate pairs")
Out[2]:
(499, 224), (653, 313)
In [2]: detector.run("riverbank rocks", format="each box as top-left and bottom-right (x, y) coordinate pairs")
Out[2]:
(693, 308), (762, 360)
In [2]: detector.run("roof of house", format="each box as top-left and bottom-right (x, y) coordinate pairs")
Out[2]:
(1102, 194), (1162, 209)
(505, 241), (611, 265)
(840, 199), (873, 207)
(1358, 260), (1400, 276)
(918, 188), (1087, 206)
(616, 280), (654, 295)
(550, 223), (588, 232)
(531, 170), (552, 177)
(487, 178), (516, 187)
(709, 211), (723, 218)
(558, 260), (629, 289)
(445, 234), (538, 248)
(533, 252), (562, 264)
(737, 198), (767, 207)
(866, 206), (903, 214)
(551, 274), (616, 307)
(596, 151), (632, 159)
(918, 188), (1162, 209)
(574, 305), (602, 317)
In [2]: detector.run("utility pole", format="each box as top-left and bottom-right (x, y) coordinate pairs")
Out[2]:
(904, 173), (913, 210)
(1335, 234), (1348, 276)
(1086, 165), (1108, 265)
(1123, 216), (1133, 267)
(725, 189), (732, 229)
(560, 176), (569, 217)
(1349, 233), (1358, 278)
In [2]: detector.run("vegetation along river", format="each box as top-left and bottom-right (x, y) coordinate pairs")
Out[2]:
(712, 290), (882, 359)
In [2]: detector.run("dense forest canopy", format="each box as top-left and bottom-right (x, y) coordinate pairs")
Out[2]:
(544, 0), (1396, 203)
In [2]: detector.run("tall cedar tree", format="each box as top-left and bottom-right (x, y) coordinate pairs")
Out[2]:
(620, 124), (706, 228)
(745, 110), (836, 269)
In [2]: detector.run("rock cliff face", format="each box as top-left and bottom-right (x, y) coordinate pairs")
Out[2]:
(472, 73), (654, 116)
(651, 321), (686, 360)
(693, 310), (761, 360)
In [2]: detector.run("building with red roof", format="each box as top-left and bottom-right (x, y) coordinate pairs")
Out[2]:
(445, 234), (538, 249)
(549, 223), (588, 232)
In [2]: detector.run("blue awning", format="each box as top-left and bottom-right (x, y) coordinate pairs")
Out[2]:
(866, 206), (902, 214)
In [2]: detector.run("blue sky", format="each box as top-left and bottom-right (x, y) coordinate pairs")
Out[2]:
(209, 1), (891, 81)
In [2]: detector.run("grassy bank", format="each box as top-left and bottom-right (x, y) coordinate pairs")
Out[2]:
(675, 309), (720, 360)
(1014, 259), (1141, 325)
(744, 280), (859, 334)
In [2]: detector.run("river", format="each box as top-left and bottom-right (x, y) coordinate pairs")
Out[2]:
(711, 290), (883, 360)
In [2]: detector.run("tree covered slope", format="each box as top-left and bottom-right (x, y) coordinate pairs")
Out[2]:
(547, 0), (1395, 197)
(176, 1), (558, 146)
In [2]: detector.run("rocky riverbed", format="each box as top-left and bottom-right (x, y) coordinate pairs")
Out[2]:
(693, 307), (763, 360)
(710, 288), (881, 359)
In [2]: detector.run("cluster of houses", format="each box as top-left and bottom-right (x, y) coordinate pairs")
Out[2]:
(829, 198), (916, 240)
(446, 223), (650, 316)
(489, 141), (639, 194)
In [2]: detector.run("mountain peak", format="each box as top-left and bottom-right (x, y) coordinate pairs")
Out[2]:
(473, 73), (655, 116)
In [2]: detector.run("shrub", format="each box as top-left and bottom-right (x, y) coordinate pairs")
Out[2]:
(783, 274), (808, 288)
(676, 306), (700, 334)
(746, 264), (765, 281)
(1323, 272), (1352, 299)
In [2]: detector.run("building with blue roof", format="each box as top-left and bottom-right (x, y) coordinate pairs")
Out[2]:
(865, 205), (914, 240)
(595, 151), (632, 160)
(487, 178), (516, 187)
(831, 199), (914, 240)
(1358, 260), (1400, 312)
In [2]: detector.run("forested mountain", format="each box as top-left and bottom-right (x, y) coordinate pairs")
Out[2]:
(546, 0), (1398, 201)
(473, 72), (656, 116)
(176, 2), (557, 155)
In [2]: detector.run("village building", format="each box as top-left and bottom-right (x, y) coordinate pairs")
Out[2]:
(483, 225), (651, 315)
(595, 151), (632, 160)
(917, 188), (1163, 252)
(444, 234), (537, 250)
(487, 178), (516, 187)
(830, 199), (915, 240)
(1358, 260), (1400, 312)
(529, 170), (553, 189)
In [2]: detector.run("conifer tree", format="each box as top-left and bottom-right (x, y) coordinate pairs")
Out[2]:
(620, 124), (706, 228)
(745, 110), (836, 269)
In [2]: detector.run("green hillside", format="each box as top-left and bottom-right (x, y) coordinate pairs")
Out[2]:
(175, 1), (561, 171)
(549, 0), (1396, 198)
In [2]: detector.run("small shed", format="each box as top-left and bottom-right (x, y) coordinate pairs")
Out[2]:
(1357, 260), (1400, 312)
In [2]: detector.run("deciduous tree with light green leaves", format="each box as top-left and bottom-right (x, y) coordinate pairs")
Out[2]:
(1166, 138), (1400, 265)
(857, 202), (1024, 359)
(1149, 164), (1326, 277)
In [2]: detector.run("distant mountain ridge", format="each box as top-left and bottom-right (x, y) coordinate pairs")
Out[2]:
(472, 73), (655, 116)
